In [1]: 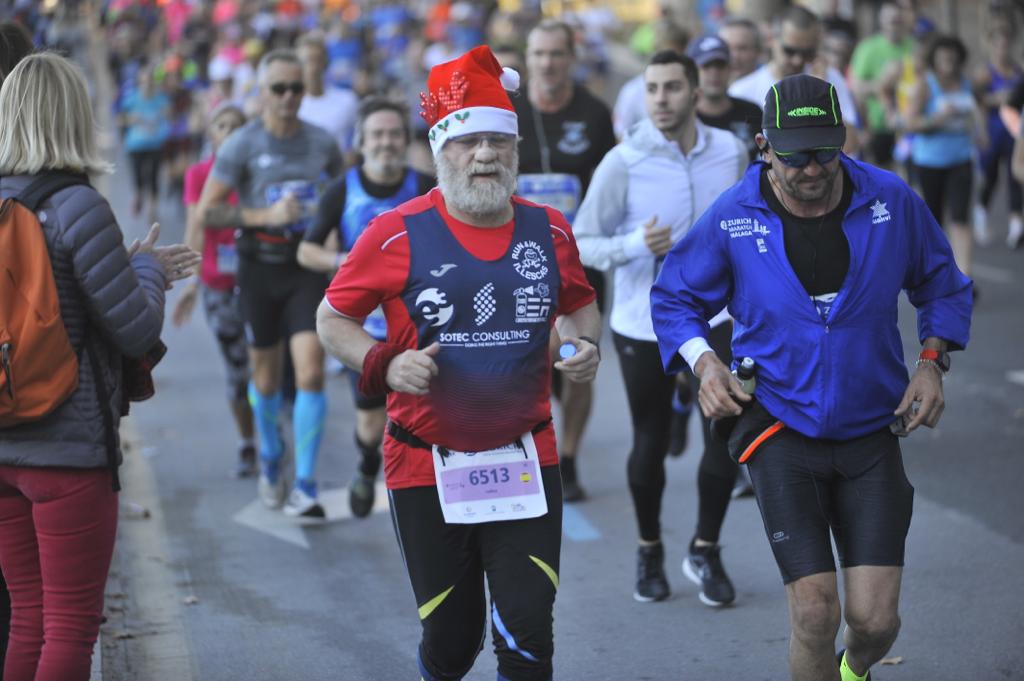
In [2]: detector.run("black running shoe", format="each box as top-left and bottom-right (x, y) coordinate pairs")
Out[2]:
(683, 544), (735, 607)
(348, 472), (376, 518)
(560, 458), (587, 503)
(836, 649), (872, 681)
(235, 444), (257, 478)
(634, 543), (670, 602)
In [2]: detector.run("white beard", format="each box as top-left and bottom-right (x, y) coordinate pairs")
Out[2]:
(435, 148), (519, 218)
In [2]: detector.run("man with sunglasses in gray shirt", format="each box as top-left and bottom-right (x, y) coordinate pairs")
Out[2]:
(198, 49), (343, 518)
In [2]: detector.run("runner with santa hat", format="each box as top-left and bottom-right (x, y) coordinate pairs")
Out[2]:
(316, 45), (601, 681)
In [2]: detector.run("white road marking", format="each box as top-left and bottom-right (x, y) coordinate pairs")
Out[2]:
(1006, 370), (1024, 387)
(232, 482), (389, 549)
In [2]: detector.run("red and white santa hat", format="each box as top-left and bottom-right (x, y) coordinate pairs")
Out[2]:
(420, 45), (520, 156)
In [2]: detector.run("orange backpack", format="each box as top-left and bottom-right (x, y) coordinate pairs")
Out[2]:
(0, 174), (89, 427)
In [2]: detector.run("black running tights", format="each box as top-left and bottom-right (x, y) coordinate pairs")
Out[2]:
(613, 322), (737, 544)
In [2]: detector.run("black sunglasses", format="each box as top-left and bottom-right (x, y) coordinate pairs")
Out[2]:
(781, 45), (817, 61)
(775, 147), (841, 168)
(269, 81), (305, 96)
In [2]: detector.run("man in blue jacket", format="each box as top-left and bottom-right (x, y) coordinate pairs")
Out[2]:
(652, 74), (972, 681)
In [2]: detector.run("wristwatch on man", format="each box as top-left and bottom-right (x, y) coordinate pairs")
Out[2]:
(918, 348), (950, 374)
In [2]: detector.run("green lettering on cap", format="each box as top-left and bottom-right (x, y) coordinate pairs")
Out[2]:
(787, 106), (828, 117)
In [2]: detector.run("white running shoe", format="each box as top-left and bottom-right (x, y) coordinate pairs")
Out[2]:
(973, 205), (991, 246)
(258, 470), (287, 509)
(1007, 216), (1023, 250)
(283, 487), (326, 518)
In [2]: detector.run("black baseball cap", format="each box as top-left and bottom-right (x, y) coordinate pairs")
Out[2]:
(686, 34), (730, 66)
(762, 74), (846, 152)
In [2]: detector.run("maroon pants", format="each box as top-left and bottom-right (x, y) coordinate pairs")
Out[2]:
(0, 466), (118, 681)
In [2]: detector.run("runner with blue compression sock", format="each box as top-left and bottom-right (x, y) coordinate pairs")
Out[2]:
(198, 48), (343, 517)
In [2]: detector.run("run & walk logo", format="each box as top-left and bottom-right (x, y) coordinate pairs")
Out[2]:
(871, 199), (891, 224)
(511, 240), (549, 281)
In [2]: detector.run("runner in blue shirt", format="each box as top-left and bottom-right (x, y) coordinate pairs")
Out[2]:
(652, 74), (972, 681)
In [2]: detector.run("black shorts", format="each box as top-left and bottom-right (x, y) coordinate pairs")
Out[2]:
(867, 131), (897, 166)
(916, 161), (974, 225)
(236, 258), (327, 348)
(389, 466), (562, 681)
(745, 424), (914, 584)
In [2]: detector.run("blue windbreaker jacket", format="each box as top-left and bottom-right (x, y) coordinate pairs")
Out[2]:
(651, 156), (972, 440)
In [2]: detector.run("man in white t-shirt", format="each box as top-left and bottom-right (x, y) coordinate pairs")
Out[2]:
(297, 32), (359, 154)
(728, 5), (860, 154)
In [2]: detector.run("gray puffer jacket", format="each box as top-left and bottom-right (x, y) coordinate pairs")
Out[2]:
(0, 174), (166, 469)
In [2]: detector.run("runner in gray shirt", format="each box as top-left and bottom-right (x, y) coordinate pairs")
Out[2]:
(198, 49), (343, 518)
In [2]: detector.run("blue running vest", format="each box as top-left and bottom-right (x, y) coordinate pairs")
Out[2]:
(340, 166), (420, 250)
(400, 202), (560, 452)
(341, 166), (419, 340)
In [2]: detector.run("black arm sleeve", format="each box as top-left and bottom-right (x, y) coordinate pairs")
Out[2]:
(304, 176), (347, 244)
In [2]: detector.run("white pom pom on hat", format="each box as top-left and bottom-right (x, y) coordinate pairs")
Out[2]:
(500, 67), (520, 92)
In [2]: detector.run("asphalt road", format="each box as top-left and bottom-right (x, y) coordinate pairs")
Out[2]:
(90, 151), (1024, 681)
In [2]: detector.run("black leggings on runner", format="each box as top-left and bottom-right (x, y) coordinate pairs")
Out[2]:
(917, 161), (973, 224)
(389, 466), (562, 681)
(979, 142), (1023, 212)
(614, 322), (736, 543)
(129, 149), (162, 197)
(694, 322), (738, 544)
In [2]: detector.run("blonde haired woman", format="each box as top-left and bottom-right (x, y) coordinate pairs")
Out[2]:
(0, 53), (198, 681)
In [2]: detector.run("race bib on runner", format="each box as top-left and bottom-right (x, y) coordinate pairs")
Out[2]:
(265, 180), (319, 235)
(215, 243), (238, 275)
(432, 432), (547, 524)
(517, 173), (582, 224)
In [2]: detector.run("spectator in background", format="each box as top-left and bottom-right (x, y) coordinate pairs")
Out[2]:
(728, 5), (860, 154)
(972, 15), (1023, 249)
(818, 0), (857, 42)
(0, 52), (198, 681)
(690, 34), (763, 160)
(907, 35), (987, 282)
(718, 16), (761, 83)
(822, 30), (854, 80)
(613, 18), (689, 138)
(1, 22), (33, 82)
(492, 43), (524, 74)
(0, 17), (33, 678)
(850, 2), (914, 168)
(232, 37), (265, 116)
(296, 31), (358, 156)
(121, 65), (172, 223)
(201, 55), (237, 122)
